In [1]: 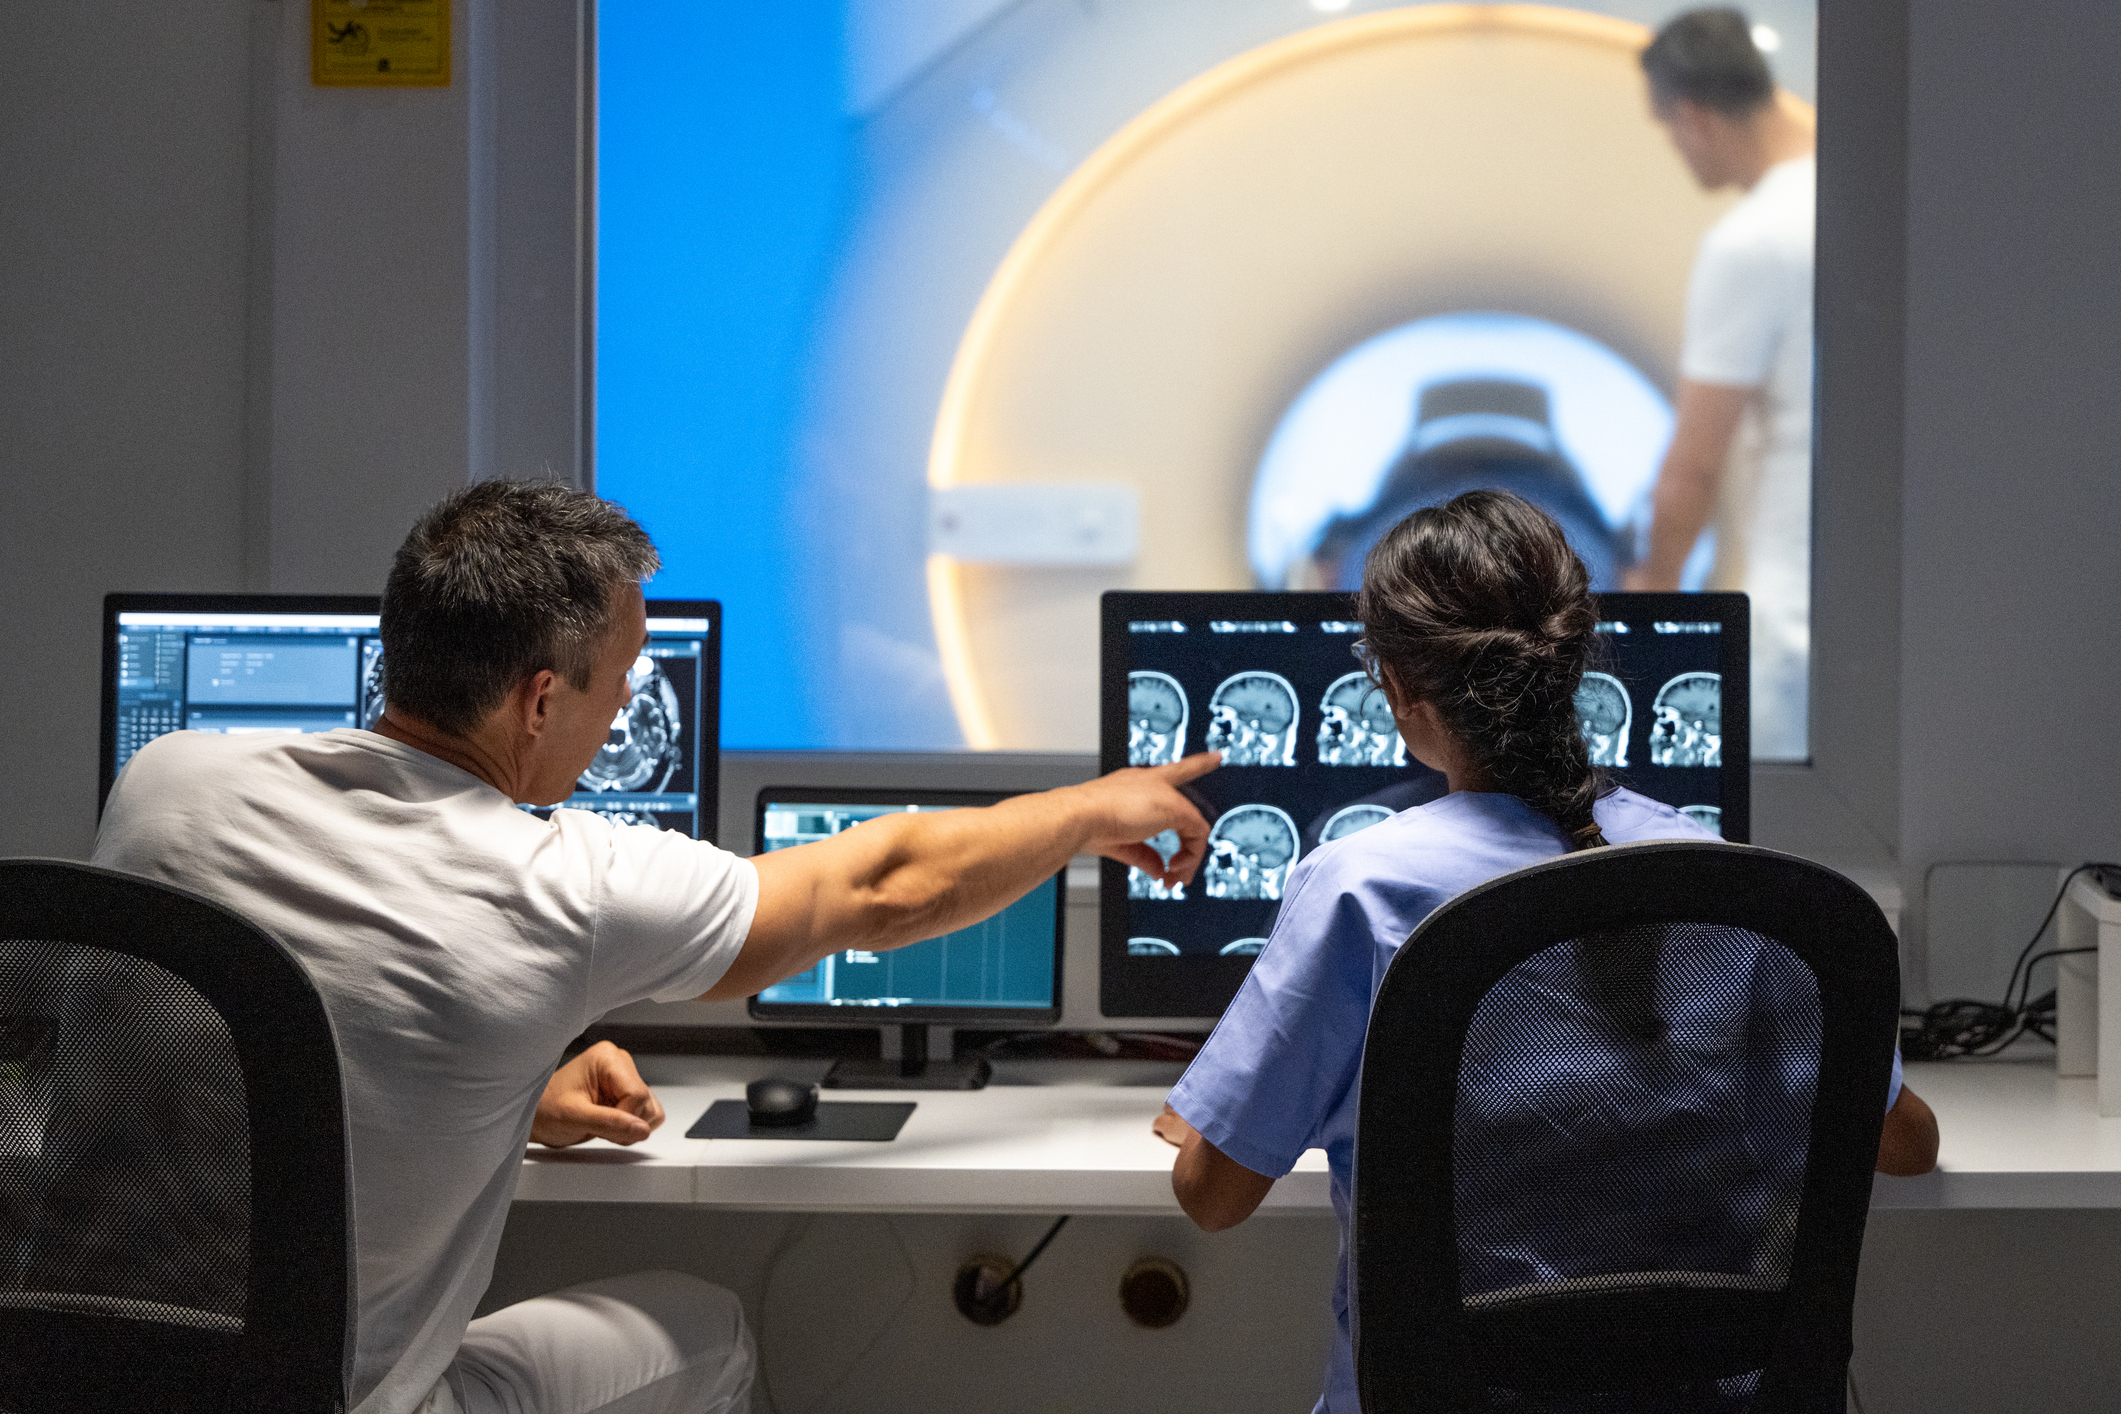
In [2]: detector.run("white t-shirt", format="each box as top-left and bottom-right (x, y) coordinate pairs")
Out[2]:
(92, 729), (758, 1414)
(1681, 153), (1815, 760)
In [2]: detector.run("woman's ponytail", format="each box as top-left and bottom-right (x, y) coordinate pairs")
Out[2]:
(1354, 490), (1611, 851)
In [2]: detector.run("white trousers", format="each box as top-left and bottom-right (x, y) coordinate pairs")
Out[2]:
(423, 1271), (754, 1414)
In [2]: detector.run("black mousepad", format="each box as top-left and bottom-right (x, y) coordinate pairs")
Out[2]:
(686, 1100), (916, 1142)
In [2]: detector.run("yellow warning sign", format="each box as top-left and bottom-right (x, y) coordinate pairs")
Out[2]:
(313, 0), (449, 87)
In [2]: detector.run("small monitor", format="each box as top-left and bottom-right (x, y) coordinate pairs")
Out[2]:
(1099, 590), (1748, 1018)
(749, 788), (1066, 1026)
(100, 593), (722, 841)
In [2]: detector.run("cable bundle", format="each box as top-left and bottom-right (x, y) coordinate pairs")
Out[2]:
(1899, 863), (2120, 1060)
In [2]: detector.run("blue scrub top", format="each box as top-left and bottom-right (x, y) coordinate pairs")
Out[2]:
(1166, 788), (1904, 1414)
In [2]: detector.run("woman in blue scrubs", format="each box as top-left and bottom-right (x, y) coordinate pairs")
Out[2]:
(1155, 490), (1936, 1414)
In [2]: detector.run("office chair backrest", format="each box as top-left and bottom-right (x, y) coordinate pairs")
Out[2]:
(0, 860), (351, 1414)
(1354, 842), (1899, 1414)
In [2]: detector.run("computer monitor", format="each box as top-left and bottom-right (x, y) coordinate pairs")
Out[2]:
(100, 593), (722, 841)
(749, 787), (1066, 1089)
(1099, 590), (1749, 1018)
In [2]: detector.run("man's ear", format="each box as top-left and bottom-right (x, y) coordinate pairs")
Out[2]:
(516, 668), (561, 739)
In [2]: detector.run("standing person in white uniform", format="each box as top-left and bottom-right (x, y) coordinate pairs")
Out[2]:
(94, 481), (1220, 1414)
(1625, 8), (1817, 760)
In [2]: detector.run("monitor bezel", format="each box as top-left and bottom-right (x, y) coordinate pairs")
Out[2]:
(746, 785), (1067, 1027)
(1098, 589), (1752, 1019)
(99, 593), (724, 844)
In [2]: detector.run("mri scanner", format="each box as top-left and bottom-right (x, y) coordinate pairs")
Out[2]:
(923, 5), (1791, 750)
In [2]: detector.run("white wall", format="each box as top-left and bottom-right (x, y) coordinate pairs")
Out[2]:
(0, 0), (259, 861)
(1897, 0), (2121, 990)
(0, 0), (586, 860)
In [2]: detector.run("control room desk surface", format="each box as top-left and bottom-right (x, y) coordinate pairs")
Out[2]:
(514, 1055), (1332, 1215)
(512, 1055), (2121, 1213)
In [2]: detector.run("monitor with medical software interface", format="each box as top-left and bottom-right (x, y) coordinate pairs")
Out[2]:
(1100, 590), (1749, 1018)
(100, 593), (722, 841)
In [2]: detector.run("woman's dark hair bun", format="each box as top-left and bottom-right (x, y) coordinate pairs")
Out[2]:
(1355, 490), (1612, 850)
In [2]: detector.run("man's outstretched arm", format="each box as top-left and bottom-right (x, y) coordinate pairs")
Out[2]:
(704, 753), (1221, 1001)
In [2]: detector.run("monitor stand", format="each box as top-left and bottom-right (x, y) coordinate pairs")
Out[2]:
(822, 1024), (992, 1091)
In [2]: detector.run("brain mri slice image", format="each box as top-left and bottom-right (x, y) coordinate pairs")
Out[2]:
(580, 655), (684, 793)
(1204, 804), (1301, 901)
(1204, 672), (1300, 767)
(1574, 671), (1632, 768)
(360, 643), (386, 730)
(1128, 938), (1181, 957)
(1316, 672), (1406, 767)
(1321, 803), (1395, 843)
(1220, 938), (1269, 957)
(1648, 672), (1722, 768)
(1679, 804), (1724, 836)
(1129, 867), (1185, 901)
(1128, 672), (1189, 766)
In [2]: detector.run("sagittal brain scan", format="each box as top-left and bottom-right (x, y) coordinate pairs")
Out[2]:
(1316, 672), (1406, 767)
(1680, 804), (1723, 836)
(1205, 672), (1299, 767)
(1128, 938), (1181, 956)
(1574, 671), (1631, 768)
(1649, 672), (1722, 768)
(581, 656), (684, 793)
(1219, 938), (1268, 956)
(1128, 671), (1188, 766)
(1204, 804), (1301, 901)
(1320, 802), (1395, 843)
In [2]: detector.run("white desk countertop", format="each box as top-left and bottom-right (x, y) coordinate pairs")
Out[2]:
(514, 1054), (2121, 1213)
(516, 1055), (1330, 1215)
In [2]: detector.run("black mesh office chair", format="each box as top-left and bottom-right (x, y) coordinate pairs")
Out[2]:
(1354, 841), (1899, 1414)
(0, 861), (351, 1413)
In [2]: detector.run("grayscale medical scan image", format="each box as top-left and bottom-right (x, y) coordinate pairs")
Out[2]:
(1205, 671), (1301, 767)
(1649, 671), (1722, 768)
(1204, 803), (1301, 900)
(1128, 938), (1181, 956)
(1680, 804), (1724, 836)
(581, 655), (685, 793)
(1575, 670), (1632, 767)
(1316, 670), (1407, 767)
(1128, 670), (1189, 766)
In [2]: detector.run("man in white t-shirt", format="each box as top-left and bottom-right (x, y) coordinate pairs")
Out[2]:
(94, 481), (1219, 1414)
(1625, 8), (1817, 760)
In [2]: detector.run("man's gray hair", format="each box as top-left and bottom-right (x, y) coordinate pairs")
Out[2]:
(380, 480), (661, 736)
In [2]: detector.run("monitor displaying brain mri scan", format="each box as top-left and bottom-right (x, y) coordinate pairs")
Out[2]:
(1575, 671), (1631, 768)
(1205, 671), (1300, 767)
(1128, 671), (1189, 766)
(99, 596), (722, 841)
(1100, 591), (1748, 1019)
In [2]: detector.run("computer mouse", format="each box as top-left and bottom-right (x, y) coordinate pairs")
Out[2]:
(746, 1077), (819, 1127)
